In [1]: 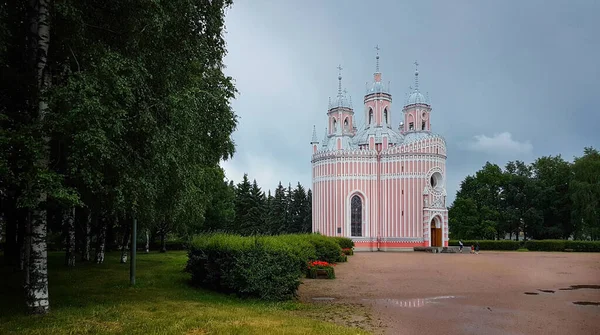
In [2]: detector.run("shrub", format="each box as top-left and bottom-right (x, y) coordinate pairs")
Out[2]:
(449, 240), (521, 250)
(565, 240), (600, 252)
(185, 233), (347, 301)
(186, 234), (305, 300)
(331, 237), (355, 249)
(341, 248), (354, 256)
(337, 253), (348, 262)
(524, 240), (565, 252)
(525, 240), (600, 252)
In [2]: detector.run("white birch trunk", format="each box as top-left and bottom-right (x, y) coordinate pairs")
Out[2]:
(120, 225), (130, 263)
(82, 211), (91, 261)
(145, 229), (150, 253)
(25, 209), (50, 314)
(95, 220), (106, 264)
(64, 207), (75, 267)
(24, 0), (51, 315)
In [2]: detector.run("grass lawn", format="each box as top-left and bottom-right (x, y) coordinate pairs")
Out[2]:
(0, 251), (369, 335)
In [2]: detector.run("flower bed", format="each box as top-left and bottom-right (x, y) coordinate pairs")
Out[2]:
(307, 260), (336, 279)
(341, 248), (354, 256)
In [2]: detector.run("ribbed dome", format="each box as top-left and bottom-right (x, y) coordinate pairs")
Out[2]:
(367, 81), (389, 95)
(353, 126), (404, 147)
(329, 93), (352, 110)
(406, 90), (428, 105)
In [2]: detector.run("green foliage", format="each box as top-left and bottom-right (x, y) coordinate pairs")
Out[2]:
(448, 240), (521, 250)
(450, 148), (600, 241)
(524, 240), (600, 252)
(307, 267), (336, 279)
(185, 233), (344, 300)
(331, 237), (355, 249)
(570, 147), (600, 240)
(341, 248), (354, 256)
(0, 252), (367, 334)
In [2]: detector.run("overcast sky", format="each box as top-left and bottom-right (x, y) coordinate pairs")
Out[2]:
(220, 0), (600, 204)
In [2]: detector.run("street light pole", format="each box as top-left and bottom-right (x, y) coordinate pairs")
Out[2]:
(130, 216), (137, 286)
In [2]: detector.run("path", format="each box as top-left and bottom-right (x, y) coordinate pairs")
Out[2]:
(298, 251), (600, 335)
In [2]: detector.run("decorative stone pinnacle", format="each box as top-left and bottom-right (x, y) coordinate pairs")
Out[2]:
(312, 125), (319, 143)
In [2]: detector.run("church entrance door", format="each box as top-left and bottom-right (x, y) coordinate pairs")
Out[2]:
(430, 217), (442, 247)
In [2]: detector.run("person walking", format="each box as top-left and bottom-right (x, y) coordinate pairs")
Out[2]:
(458, 240), (464, 253)
(475, 242), (480, 255)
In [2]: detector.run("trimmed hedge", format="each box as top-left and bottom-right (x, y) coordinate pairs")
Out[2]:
(525, 240), (600, 252)
(449, 240), (521, 250)
(185, 233), (344, 301)
(331, 237), (355, 249)
(449, 239), (600, 252)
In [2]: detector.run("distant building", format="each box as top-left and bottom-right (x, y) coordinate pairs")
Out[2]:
(310, 50), (448, 251)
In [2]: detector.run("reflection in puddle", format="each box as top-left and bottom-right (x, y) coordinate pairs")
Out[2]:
(573, 301), (600, 306)
(560, 285), (600, 290)
(366, 295), (457, 308)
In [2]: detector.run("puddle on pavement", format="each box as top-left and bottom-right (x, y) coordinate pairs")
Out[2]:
(560, 285), (600, 291)
(312, 297), (335, 301)
(524, 292), (539, 295)
(365, 295), (457, 308)
(573, 301), (600, 306)
(538, 289), (555, 293)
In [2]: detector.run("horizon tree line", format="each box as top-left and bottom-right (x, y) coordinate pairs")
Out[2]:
(449, 147), (600, 241)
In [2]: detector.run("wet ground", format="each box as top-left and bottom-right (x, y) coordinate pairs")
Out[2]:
(298, 251), (600, 335)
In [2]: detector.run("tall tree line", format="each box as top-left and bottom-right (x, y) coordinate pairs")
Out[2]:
(0, 0), (237, 314)
(449, 147), (600, 241)
(203, 173), (313, 236)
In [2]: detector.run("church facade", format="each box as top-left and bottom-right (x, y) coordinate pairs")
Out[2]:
(310, 52), (448, 251)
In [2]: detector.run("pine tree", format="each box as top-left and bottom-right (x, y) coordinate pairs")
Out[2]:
(289, 183), (307, 233)
(233, 174), (252, 234)
(268, 182), (287, 234)
(304, 189), (313, 233)
(246, 179), (266, 235)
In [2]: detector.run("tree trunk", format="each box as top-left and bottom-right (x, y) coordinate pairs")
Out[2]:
(63, 207), (75, 266)
(145, 229), (150, 253)
(23, 0), (52, 315)
(95, 218), (107, 264)
(160, 231), (166, 253)
(25, 208), (50, 314)
(120, 224), (130, 264)
(81, 210), (91, 261)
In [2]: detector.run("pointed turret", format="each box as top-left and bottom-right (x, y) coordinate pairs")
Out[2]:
(310, 125), (320, 154)
(402, 61), (432, 133)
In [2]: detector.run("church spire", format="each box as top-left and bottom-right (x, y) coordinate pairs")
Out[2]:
(375, 45), (380, 73)
(413, 60), (419, 91)
(337, 64), (343, 96)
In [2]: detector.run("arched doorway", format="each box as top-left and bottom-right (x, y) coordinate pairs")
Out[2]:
(351, 195), (362, 237)
(430, 216), (442, 247)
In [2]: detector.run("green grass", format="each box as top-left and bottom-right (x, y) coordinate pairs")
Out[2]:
(0, 252), (369, 335)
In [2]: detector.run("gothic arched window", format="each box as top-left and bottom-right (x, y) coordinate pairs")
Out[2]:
(351, 195), (363, 237)
(368, 109), (374, 124)
(333, 118), (337, 132)
(384, 108), (388, 124)
(344, 117), (349, 131)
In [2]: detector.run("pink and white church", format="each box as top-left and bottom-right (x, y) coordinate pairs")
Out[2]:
(310, 51), (448, 251)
